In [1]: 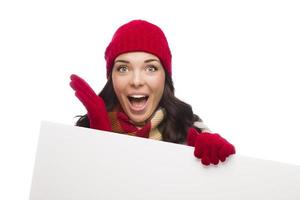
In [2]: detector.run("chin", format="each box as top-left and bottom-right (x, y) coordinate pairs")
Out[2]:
(129, 115), (148, 124)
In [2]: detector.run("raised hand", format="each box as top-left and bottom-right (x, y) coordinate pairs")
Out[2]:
(70, 74), (111, 131)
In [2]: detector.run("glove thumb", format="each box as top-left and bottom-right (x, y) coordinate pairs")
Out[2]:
(187, 127), (199, 146)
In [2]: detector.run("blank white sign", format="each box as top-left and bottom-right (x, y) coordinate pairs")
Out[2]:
(30, 121), (300, 200)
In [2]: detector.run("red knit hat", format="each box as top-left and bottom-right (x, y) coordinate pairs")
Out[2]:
(104, 20), (172, 77)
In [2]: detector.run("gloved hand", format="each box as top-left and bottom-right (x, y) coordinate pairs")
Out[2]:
(187, 127), (235, 165)
(70, 74), (112, 131)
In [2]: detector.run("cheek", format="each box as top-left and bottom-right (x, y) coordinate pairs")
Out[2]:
(112, 77), (126, 97)
(156, 84), (164, 101)
(150, 77), (165, 102)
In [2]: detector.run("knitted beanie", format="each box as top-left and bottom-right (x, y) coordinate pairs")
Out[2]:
(104, 20), (172, 77)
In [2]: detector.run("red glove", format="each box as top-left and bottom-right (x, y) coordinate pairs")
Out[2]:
(187, 127), (235, 165)
(70, 74), (112, 131)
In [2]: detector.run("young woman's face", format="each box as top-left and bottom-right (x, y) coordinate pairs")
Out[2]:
(112, 52), (165, 125)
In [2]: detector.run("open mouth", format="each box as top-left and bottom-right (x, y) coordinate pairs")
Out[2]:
(127, 95), (149, 111)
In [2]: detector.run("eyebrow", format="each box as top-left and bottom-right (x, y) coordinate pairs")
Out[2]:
(114, 58), (160, 64)
(144, 59), (160, 63)
(114, 59), (130, 64)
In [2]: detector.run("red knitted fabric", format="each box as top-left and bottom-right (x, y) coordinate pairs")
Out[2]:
(107, 105), (154, 138)
(104, 20), (172, 77)
(116, 111), (152, 138)
(187, 127), (236, 165)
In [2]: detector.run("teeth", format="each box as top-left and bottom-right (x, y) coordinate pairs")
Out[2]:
(129, 95), (146, 98)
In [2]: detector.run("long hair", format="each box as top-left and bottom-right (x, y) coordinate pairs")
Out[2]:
(75, 71), (202, 144)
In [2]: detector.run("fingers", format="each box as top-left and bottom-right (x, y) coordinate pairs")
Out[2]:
(200, 148), (219, 166)
(70, 74), (97, 97)
(70, 74), (99, 104)
(194, 138), (217, 166)
(200, 149), (210, 166)
(218, 145), (228, 162)
(70, 74), (92, 94)
(218, 143), (235, 162)
(197, 144), (219, 166)
(194, 133), (235, 166)
(210, 145), (219, 165)
(194, 142), (204, 158)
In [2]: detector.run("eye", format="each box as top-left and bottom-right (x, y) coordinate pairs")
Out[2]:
(146, 65), (158, 72)
(117, 65), (129, 73)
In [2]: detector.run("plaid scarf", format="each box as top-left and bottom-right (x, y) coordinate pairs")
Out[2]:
(108, 106), (165, 140)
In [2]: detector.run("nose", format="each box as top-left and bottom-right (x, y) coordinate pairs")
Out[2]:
(130, 70), (145, 87)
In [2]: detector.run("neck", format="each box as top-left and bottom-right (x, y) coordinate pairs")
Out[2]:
(130, 120), (147, 128)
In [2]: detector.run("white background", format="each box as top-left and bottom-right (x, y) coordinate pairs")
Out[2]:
(0, 0), (299, 199)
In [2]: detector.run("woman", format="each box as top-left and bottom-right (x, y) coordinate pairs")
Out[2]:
(70, 19), (235, 165)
